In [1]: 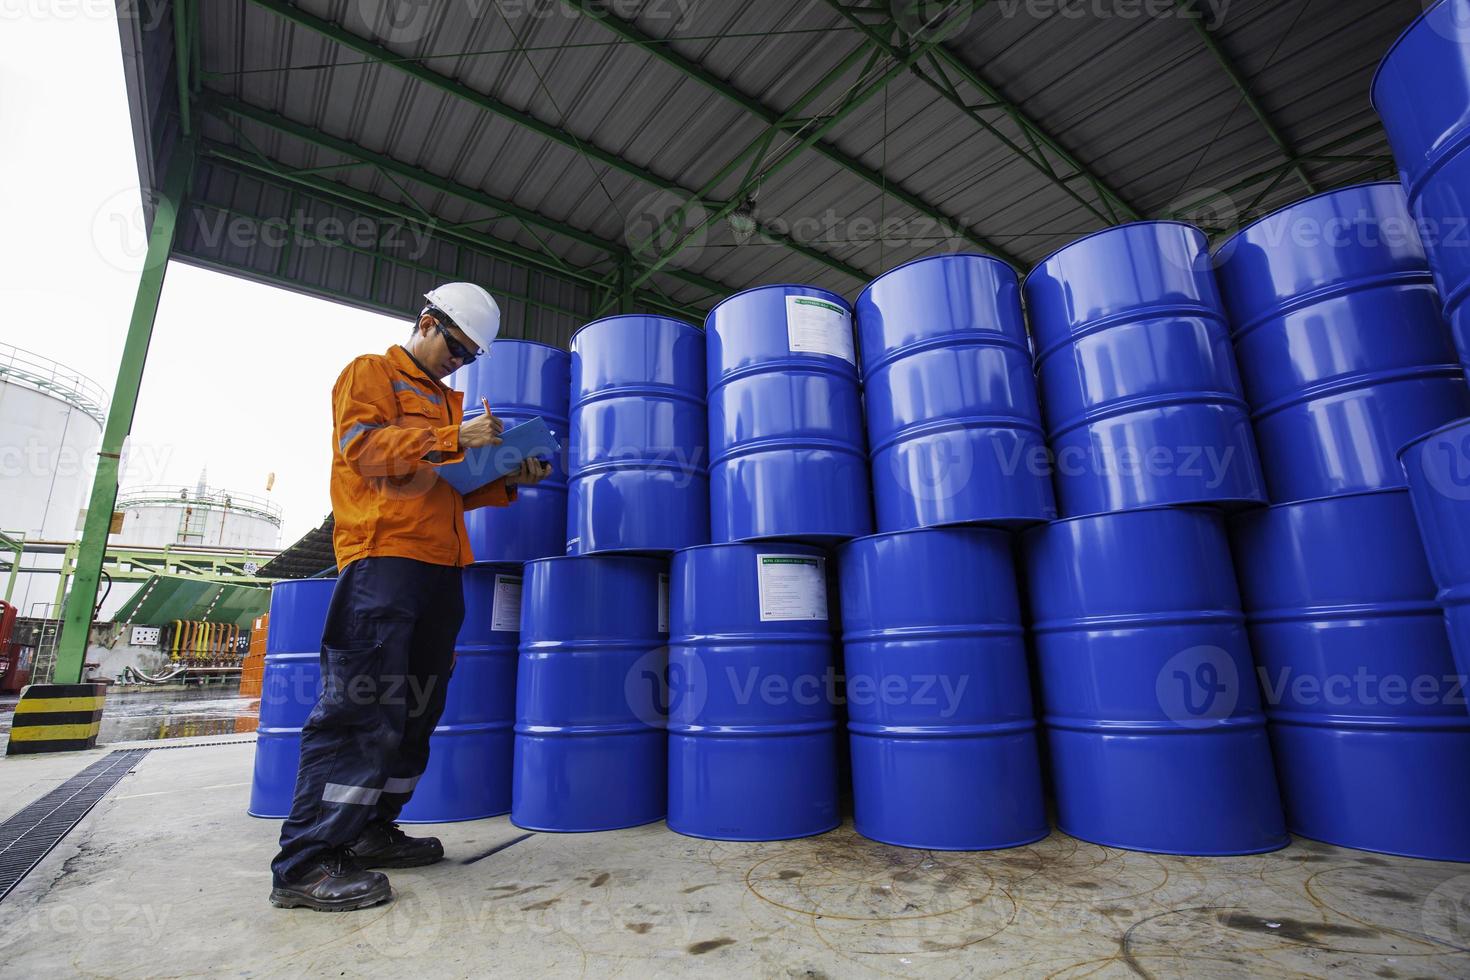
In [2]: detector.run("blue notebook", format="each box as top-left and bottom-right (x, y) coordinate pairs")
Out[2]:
(438, 416), (560, 495)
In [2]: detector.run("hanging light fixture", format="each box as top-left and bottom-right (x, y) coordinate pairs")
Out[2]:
(728, 197), (758, 245)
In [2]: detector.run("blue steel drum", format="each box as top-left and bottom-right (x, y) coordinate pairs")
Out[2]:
(249, 578), (333, 818)
(511, 555), (668, 831)
(838, 527), (1048, 850)
(668, 542), (839, 840)
(1024, 222), (1266, 517)
(1215, 183), (1470, 503)
(705, 285), (872, 543)
(1373, 0), (1470, 375)
(1400, 416), (1470, 684)
(855, 255), (1056, 530)
(567, 315), (708, 554)
(399, 564), (520, 823)
(453, 340), (571, 562)
(1232, 489), (1470, 861)
(1022, 508), (1287, 855)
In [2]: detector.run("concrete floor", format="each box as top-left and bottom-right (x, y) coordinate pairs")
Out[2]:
(0, 738), (1467, 977)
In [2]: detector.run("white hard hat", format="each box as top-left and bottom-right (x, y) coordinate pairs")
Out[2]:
(424, 282), (500, 355)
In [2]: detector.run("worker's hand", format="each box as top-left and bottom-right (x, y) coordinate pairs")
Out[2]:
(459, 410), (503, 449)
(506, 457), (551, 487)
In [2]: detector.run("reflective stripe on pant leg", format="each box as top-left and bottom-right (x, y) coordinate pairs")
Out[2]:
(383, 775), (419, 794)
(322, 782), (384, 805)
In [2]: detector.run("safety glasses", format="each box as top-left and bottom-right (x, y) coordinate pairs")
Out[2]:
(431, 316), (480, 366)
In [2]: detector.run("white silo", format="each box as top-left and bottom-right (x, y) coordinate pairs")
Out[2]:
(115, 472), (284, 550)
(0, 343), (107, 616)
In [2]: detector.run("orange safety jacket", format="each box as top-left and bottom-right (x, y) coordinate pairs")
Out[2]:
(330, 345), (515, 570)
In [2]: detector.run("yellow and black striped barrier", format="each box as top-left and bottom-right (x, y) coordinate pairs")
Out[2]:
(6, 684), (107, 755)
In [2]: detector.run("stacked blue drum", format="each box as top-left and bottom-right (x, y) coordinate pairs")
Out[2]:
(838, 528), (1047, 850)
(511, 555), (668, 831)
(667, 543), (839, 840)
(249, 577), (333, 818)
(453, 340), (571, 562)
(1213, 177), (1470, 860)
(1232, 491), (1470, 861)
(855, 255), (1055, 530)
(567, 315), (708, 555)
(1024, 222), (1265, 516)
(1400, 419), (1470, 683)
(1214, 183), (1470, 503)
(1373, 0), (1470, 374)
(399, 564), (520, 823)
(704, 286), (872, 543)
(1023, 508), (1287, 855)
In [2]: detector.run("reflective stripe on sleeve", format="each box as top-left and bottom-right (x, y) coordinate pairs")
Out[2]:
(338, 421), (384, 453)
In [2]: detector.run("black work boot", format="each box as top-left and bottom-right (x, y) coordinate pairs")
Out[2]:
(269, 847), (392, 912)
(352, 822), (445, 869)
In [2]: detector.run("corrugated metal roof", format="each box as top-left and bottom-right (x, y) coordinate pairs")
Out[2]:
(121, 0), (1418, 344)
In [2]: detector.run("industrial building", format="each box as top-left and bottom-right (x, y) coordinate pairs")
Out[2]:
(2, 0), (1470, 975)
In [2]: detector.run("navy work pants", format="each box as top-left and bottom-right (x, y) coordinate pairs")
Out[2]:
(272, 556), (463, 882)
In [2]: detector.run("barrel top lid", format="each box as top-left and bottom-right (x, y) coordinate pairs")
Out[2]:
(1213, 181), (1406, 257)
(570, 313), (699, 346)
(491, 338), (570, 355)
(1021, 220), (1207, 290)
(1370, 0), (1448, 108)
(856, 252), (1016, 302)
(524, 554), (670, 569)
(1396, 414), (1470, 459)
(704, 283), (851, 321)
(673, 540), (826, 558)
(836, 524), (1009, 554)
(1020, 502), (1221, 538)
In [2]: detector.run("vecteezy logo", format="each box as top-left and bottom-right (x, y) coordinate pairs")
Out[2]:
(889, 0), (975, 42)
(1166, 185), (1238, 266)
(623, 189), (709, 271)
(890, 437), (974, 505)
(1156, 645), (1240, 728)
(1422, 874), (1470, 948)
(1423, 0), (1470, 44)
(623, 645), (674, 728)
(1419, 427), (1470, 502)
(353, 0), (437, 44)
(92, 187), (163, 275)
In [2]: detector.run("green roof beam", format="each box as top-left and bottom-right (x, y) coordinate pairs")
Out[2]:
(822, 0), (1141, 225)
(246, 0), (858, 283)
(559, 0), (1018, 264)
(1175, 0), (1317, 195)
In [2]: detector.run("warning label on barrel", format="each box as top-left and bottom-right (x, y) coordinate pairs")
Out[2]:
(491, 574), (523, 633)
(658, 572), (670, 633)
(756, 554), (828, 621)
(785, 295), (854, 363)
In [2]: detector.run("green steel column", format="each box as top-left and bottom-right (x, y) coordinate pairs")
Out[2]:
(54, 146), (192, 683)
(1, 531), (22, 603)
(617, 257), (634, 315)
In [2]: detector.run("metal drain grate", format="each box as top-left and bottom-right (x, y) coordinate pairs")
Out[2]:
(0, 748), (151, 902)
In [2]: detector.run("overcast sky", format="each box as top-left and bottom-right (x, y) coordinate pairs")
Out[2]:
(0, 9), (408, 546)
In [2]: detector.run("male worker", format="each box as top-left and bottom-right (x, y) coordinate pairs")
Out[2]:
(268, 282), (550, 912)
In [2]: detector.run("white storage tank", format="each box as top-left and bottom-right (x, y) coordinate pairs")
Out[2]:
(0, 343), (107, 615)
(115, 477), (283, 550)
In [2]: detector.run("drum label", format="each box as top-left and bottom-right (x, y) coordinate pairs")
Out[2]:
(491, 573), (523, 632)
(785, 296), (854, 363)
(756, 554), (828, 621)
